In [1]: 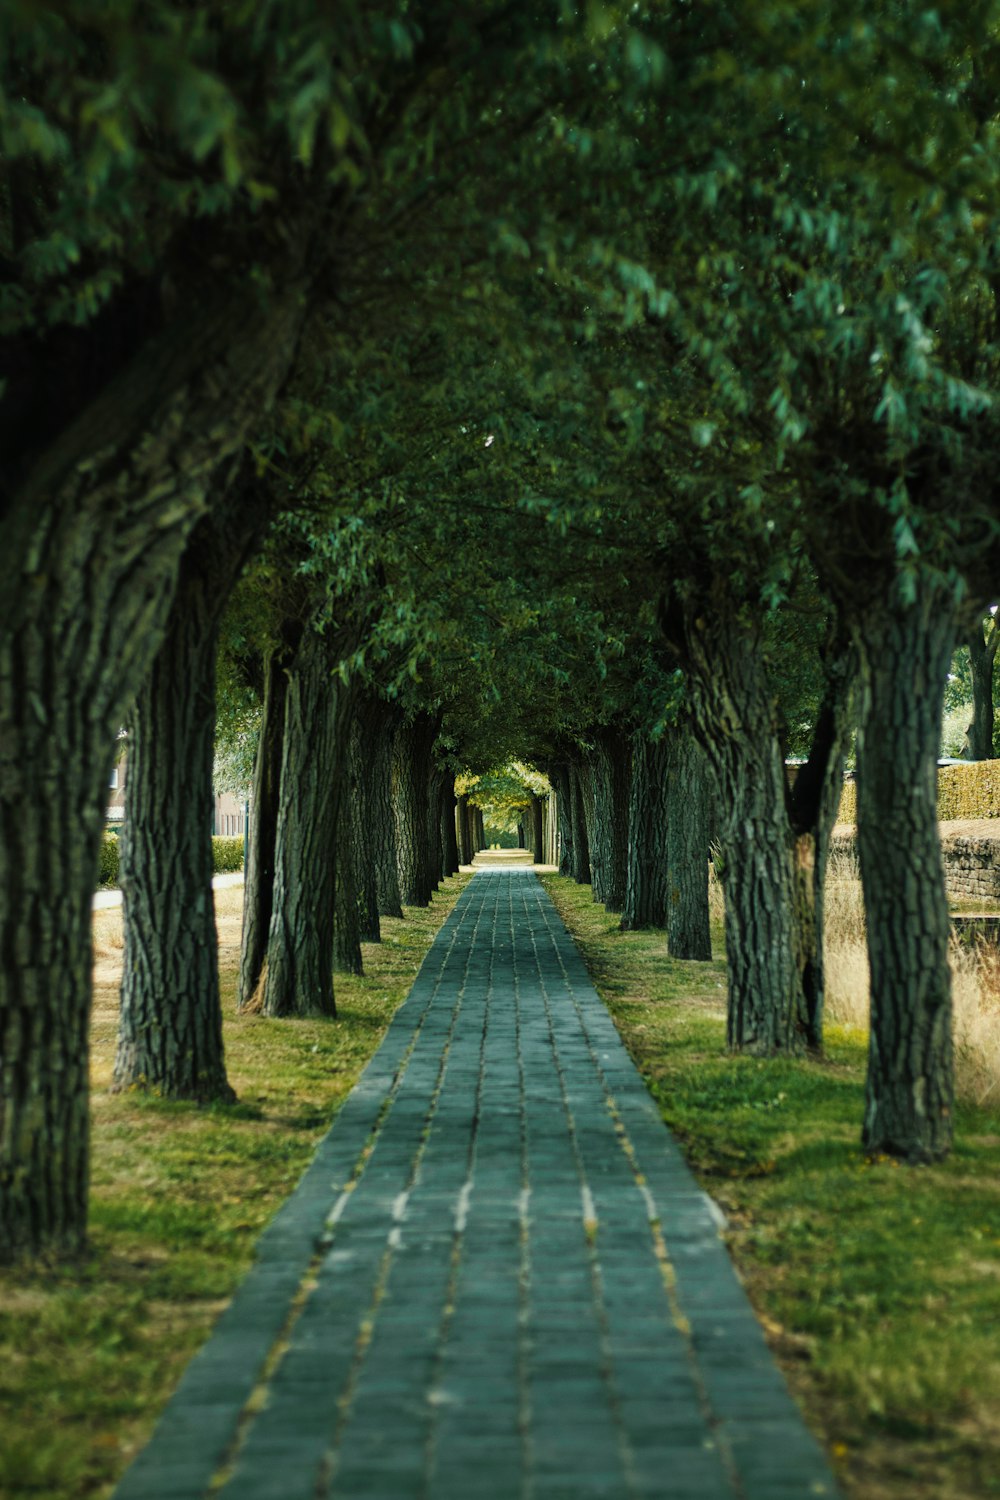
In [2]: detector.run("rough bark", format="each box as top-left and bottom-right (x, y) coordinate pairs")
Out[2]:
(0, 281), (308, 1262)
(457, 794), (475, 867)
(441, 773), (460, 877)
(238, 646), (290, 1007)
(569, 763), (592, 885)
(621, 736), (670, 931)
(673, 601), (855, 1055)
(966, 616), (999, 760)
(588, 727), (630, 912)
(532, 796), (545, 865)
(261, 630), (353, 1018)
(350, 712), (381, 944)
(549, 765), (574, 877)
(115, 481), (268, 1097)
(428, 770), (446, 887)
(856, 586), (957, 1162)
(665, 725), (712, 960)
(334, 785), (364, 976)
(393, 713), (439, 907)
(364, 699), (403, 920)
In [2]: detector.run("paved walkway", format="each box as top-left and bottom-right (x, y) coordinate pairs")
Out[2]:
(93, 872), (244, 910)
(113, 870), (838, 1500)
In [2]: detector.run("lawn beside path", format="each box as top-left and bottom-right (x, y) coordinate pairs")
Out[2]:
(0, 875), (470, 1500)
(540, 874), (1000, 1500)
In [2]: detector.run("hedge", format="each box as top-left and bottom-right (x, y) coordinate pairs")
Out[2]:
(835, 759), (1000, 826)
(212, 836), (245, 873)
(97, 832), (244, 888)
(937, 760), (1000, 820)
(98, 833), (120, 887)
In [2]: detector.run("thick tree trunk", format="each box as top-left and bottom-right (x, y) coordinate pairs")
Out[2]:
(966, 617), (998, 761)
(238, 647), (289, 1007)
(570, 763), (592, 884)
(428, 770), (446, 887)
(261, 631), (352, 1018)
(441, 773), (460, 877)
(709, 740), (799, 1052)
(350, 713), (381, 944)
(621, 736), (669, 931)
(0, 282), (307, 1262)
(856, 587), (957, 1162)
(393, 713), (439, 907)
(589, 727), (630, 912)
(335, 785), (364, 976)
(587, 755), (608, 900)
(669, 594), (855, 1055)
(363, 699), (403, 920)
(115, 483), (268, 1098)
(475, 807), (486, 851)
(532, 797), (545, 864)
(665, 726), (712, 960)
(549, 765), (574, 877)
(456, 794), (475, 867)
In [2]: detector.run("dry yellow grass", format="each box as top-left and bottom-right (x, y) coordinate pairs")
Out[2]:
(823, 854), (1000, 1107)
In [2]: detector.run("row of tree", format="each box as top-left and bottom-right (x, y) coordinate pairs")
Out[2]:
(5, 3), (1000, 1262)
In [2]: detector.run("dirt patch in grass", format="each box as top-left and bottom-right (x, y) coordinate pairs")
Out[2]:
(0, 876), (469, 1500)
(541, 873), (1000, 1500)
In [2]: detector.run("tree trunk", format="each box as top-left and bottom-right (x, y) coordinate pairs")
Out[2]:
(966, 616), (998, 760)
(456, 794), (474, 867)
(115, 481), (268, 1097)
(589, 727), (630, 913)
(569, 763), (592, 884)
(238, 647), (289, 1007)
(0, 282), (307, 1262)
(550, 765), (574, 877)
(441, 773), (460, 877)
(334, 783), (364, 976)
(669, 594), (855, 1055)
(475, 807), (486, 851)
(393, 713), (438, 907)
(532, 796), (545, 864)
(428, 770), (446, 888)
(365, 699), (403, 919)
(621, 736), (669, 931)
(350, 713), (381, 944)
(665, 725), (712, 960)
(261, 631), (352, 1018)
(856, 586), (957, 1162)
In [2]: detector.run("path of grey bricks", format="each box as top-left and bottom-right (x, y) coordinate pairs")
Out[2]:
(113, 869), (839, 1500)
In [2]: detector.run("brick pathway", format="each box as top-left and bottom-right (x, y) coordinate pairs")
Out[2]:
(113, 870), (839, 1500)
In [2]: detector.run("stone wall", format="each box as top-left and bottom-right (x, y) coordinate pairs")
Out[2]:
(831, 820), (1000, 905)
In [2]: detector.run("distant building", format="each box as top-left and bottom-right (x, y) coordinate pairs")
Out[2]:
(107, 747), (246, 836)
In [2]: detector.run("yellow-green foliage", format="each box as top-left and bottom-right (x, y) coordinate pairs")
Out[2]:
(836, 761), (1000, 825)
(212, 835), (244, 873)
(937, 761), (1000, 820)
(836, 779), (857, 825)
(98, 832), (120, 886)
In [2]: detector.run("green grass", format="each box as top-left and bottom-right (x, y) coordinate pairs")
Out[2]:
(0, 876), (469, 1500)
(541, 873), (1000, 1500)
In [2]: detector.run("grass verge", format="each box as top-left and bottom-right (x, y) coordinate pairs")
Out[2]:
(0, 875), (469, 1500)
(540, 873), (1000, 1500)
